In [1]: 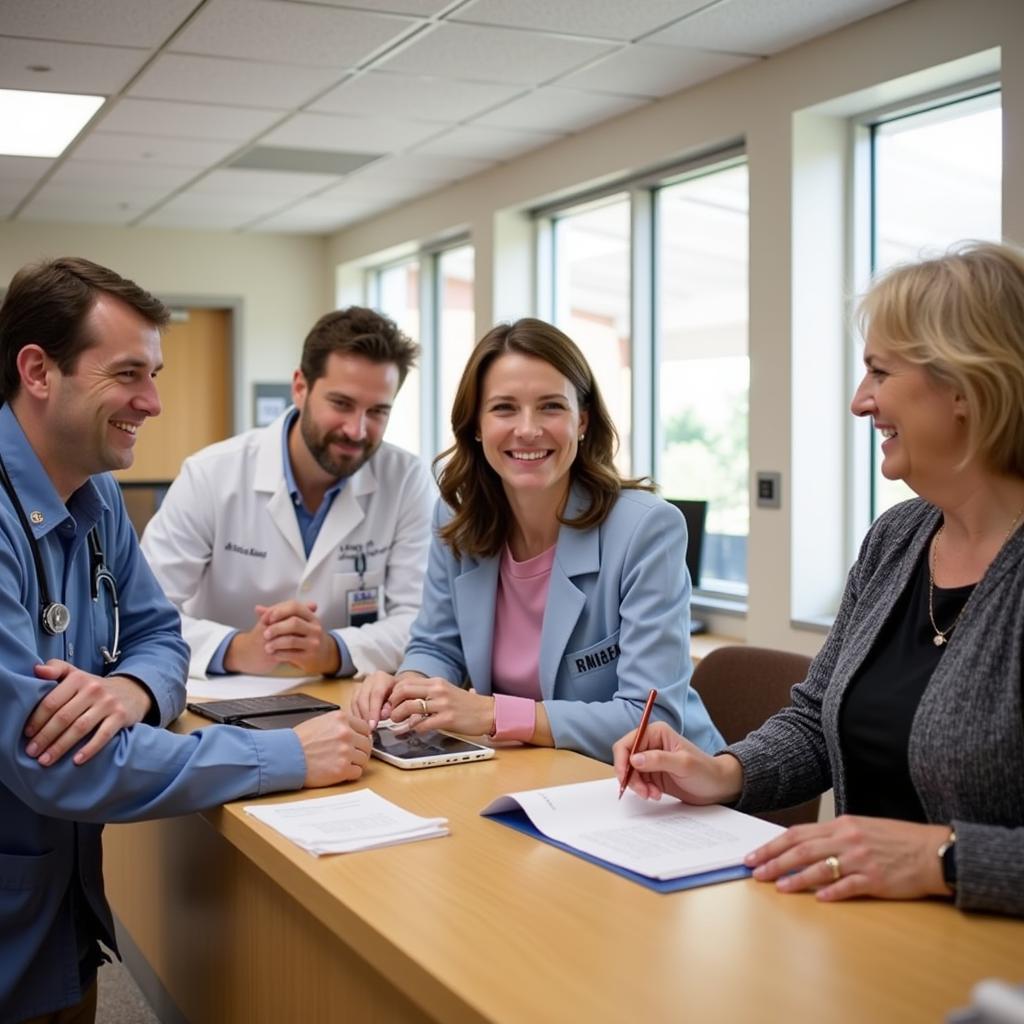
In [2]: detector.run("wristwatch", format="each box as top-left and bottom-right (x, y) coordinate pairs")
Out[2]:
(937, 828), (957, 893)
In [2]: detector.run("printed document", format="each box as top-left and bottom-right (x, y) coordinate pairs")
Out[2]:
(481, 778), (783, 880)
(244, 789), (449, 856)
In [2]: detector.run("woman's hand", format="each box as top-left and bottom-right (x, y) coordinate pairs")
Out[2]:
(350, 670), (400, 728)
(389, 676), (495, 737)
(611, 721), (744, 805)
(744, 816), (952, 902)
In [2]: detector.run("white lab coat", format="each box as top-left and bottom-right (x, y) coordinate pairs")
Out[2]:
(140, 411), (435, 679)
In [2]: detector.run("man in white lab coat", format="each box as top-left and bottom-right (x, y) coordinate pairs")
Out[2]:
(141, 307), (435, 680)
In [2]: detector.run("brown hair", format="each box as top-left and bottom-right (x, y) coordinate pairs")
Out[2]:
(299, 306), (419, 388)
(859, 240), (1024, 477)
(0, 256), (169, 401)
(436, 318), (653, 558)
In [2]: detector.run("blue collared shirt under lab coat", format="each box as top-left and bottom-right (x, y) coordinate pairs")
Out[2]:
(0, 405), (306, 1023)
(400, 486), (725, 763)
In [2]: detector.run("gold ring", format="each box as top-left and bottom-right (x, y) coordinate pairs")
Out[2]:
(418, 698), (429, 716)
(824, 855), (842, 882)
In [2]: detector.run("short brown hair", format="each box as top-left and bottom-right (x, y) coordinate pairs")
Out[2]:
(0, 256), (169, 401)
(299, 307), (419, 388)
(437, 318), (653, 559)
(859, 240), (1024, 476)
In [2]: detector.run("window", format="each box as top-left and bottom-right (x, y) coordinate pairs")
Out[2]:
(371, 259), (421, 455)
(538, 154), (749, 594)
(368, 243), (475, 461)
(655, 162), (749, 589)
(867, 90), (1001, 518)
(437, 245), (475, 452)
(552, 195), (632, 474)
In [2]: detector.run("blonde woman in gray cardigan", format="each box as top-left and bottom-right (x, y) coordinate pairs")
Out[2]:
(614, 241), (1024, 917)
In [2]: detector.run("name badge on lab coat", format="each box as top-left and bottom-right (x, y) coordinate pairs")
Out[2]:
(347, 587), (379, 627)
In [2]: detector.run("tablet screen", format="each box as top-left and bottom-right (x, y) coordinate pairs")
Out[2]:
(373, 728), (485, 759)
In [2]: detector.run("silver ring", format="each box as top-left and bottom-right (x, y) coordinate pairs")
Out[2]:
(824, 855), (842, 882)
(418, 697), (429, 716)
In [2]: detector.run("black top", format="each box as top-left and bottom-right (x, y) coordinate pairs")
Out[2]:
(839, 546), (975, 821)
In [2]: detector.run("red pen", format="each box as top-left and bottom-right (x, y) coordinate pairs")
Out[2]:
(618, 688), (658, 800)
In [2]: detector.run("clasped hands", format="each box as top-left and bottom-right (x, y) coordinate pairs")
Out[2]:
(352, 670), (495, 736)
(612, 721), (951, 904)
(225, 600), (340, 676)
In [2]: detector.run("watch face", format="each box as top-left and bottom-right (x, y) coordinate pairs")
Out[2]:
(941, 835), (958, 888)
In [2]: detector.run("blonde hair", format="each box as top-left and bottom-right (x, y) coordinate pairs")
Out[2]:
(858, 240), (1024, 477)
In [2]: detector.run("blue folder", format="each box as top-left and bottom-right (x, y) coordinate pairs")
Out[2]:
(486, 807), (753, 894)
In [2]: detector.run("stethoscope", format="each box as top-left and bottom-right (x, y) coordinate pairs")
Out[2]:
(0, 451), (121, 665)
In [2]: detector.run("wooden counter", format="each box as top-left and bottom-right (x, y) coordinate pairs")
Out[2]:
(104, 682), (1023, 1024)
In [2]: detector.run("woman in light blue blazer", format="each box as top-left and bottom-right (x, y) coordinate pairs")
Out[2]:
(352, 318), (723, 763)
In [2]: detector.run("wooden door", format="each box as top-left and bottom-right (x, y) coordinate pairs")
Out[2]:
(117, 307), (233, 483)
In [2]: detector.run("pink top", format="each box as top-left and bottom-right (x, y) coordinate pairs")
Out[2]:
(490, 544), (555, 741)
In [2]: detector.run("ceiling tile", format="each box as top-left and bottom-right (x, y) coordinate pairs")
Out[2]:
(377, 23), (615, 85)
(263, 112), (442, 155)
(189, 168), (340, 197)
(0, 37), (150, 94)
(50, 159), (197, 190)
(310, 71), (523, 123)
(320, 175), (437, 202)
(286, 0), (451, 13)
(559, 44), (754, 98)
(0, 0), (200, 48)
(72, 131), (239, 167)
(18, 192), (153, 225)
(170, 0), (415, 68)
(413, 123), (560, 161)
(452, 0), (713, 42)
(0, 155), (54, 181)
(249, 195), (368, 233)
(140, 189), (292, 229)
(0, 179), (37, 205)
(128, 53), (340, 108)
(474, 86), (647, 133)
(364, 152), (495, 182)
(97, 98), (282, 141)
(646, 0), (907, 57)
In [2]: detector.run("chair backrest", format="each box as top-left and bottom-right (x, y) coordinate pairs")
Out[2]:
(691, 644), (821, 828)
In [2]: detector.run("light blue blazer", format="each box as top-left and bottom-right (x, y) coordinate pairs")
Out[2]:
(400, 487), (724, 763)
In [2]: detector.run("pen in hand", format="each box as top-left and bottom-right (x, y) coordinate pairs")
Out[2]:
(618, 688), (658, 800)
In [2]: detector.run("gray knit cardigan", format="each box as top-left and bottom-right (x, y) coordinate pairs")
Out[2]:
(729, 498), (1024, 916)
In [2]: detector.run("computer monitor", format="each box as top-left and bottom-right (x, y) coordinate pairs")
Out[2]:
(665, 499), (708, 634)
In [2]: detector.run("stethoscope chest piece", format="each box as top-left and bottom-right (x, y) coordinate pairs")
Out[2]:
(42, 600), (71, 635)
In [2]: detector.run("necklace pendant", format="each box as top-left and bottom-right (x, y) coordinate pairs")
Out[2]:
(933, 634), (946, 647)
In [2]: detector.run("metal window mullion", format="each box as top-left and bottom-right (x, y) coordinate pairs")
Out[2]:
(630, 187), (654, 479)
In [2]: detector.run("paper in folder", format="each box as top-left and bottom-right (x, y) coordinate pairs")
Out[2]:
(481, 777), (784, 892)
(244, 789), (449, 856)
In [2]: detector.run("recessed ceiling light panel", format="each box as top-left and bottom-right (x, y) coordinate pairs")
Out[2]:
(0, 88), (105, 158)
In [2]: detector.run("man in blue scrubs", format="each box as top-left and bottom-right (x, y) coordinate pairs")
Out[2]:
(0, 258), (372, 1024)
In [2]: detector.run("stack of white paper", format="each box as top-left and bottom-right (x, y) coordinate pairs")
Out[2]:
(244, 789), (449, 856)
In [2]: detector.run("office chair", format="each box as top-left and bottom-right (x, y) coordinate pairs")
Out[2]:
(691, 645), (821, 827)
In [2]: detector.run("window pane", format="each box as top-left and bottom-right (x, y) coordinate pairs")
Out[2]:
(375, 261), (421, 456)
(870, 92), (1001, 515)
(438, 245), (475, 452)
(553, 195), (632, 474)
(656, 163), (749, 590)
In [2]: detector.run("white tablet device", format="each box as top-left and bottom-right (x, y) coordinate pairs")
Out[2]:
(372, 725), (495, 770)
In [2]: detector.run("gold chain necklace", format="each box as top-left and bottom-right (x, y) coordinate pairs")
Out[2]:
(928, 507), (1024, 646)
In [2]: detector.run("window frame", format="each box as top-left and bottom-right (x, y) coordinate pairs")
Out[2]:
(532, 146), (750, 602)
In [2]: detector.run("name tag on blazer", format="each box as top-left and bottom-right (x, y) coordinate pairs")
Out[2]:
(565, 631), (621, 678)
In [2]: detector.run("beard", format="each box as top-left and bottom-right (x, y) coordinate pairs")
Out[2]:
(299, 403), (377, 480)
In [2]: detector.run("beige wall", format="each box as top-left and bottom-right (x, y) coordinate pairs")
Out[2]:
(0, 222), (331, 430)
(326, 0), (1024, 655)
